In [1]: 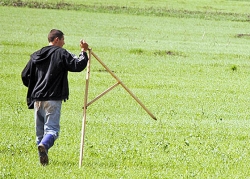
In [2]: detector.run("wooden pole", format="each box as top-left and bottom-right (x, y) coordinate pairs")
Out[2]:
(90, 51), (157, 120)
(87, 82), (120, 107)
(79, 49), (92, 168)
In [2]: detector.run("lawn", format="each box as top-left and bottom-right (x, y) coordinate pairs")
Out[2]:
(1, 0), (250, 178)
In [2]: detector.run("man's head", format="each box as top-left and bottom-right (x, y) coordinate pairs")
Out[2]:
(48, 29), (65, 47)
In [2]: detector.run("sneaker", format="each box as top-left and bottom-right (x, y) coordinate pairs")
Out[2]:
(38, 144), (49, 166)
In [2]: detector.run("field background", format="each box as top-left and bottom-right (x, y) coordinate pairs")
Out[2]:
(1, 0), (250, 178)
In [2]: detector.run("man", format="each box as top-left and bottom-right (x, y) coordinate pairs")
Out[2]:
(21, 29), (89, 166)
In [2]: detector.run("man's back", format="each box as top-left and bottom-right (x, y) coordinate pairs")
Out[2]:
(21, 45), (88, 108)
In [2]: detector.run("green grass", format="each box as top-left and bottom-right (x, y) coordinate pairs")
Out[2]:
(1, 0), (250, 178)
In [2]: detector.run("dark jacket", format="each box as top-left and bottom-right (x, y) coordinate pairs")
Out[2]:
(21, 45), (88, 109)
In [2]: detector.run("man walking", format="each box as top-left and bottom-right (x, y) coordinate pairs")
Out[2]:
(21, 29), (89, 165)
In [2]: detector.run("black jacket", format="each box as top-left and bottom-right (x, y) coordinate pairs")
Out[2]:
(21, 45), (88, 109)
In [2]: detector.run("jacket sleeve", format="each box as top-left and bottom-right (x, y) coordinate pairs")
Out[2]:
(21, 59), (32, 87)
(63, 50), (89, 72)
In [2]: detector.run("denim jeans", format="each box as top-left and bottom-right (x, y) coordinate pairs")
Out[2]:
(34, 100), (62, 144)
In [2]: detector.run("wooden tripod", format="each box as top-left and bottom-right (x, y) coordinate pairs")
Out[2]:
(79, 49), (157, 167)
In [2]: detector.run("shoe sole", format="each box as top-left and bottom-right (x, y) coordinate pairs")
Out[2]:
(38, 145), (49, 166)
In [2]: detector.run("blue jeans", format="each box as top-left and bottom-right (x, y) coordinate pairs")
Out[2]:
(34, 100), (62, 144)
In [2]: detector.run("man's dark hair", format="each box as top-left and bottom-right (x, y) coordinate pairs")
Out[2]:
(48, 29), (64, 42)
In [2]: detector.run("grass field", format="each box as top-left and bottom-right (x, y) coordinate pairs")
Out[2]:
(1, 0), (250, 178)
